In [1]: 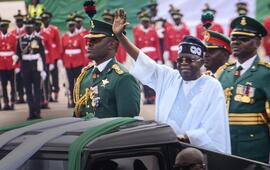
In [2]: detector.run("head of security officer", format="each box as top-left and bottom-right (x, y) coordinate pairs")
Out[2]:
(24, 17), (35, 35)
(66, 15), (76, 34)
(204, 30), (231, 73)
(230, 16), (267, 63)
(14, 10), (24, 29)
(0, 19), (11, 35)
(177, 35), (206, 81)
(84, 20), (121, 65)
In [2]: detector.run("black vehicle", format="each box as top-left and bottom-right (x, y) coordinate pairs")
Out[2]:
(0, 117), (269, 170)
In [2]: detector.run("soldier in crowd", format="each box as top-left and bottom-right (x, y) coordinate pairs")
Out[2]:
(218, 16), (270, 163)
(74, 12), (90, 66)
(61, 15), (86, 108)
(163, 5), (190, 69)
(11, 10), (26, 104)
(73, 18), (140, 118)
(34, 17), (52, 109)
(41, 10), (61, 102)
(228, 2), (249, 36)
(16, 18), (46, 120)
(196, 3), (224, 40)
(102, 9), (127, 64)
(0, 19), (17, 110)
(203, 30), (231, 77)
(133, 10), (161, 104)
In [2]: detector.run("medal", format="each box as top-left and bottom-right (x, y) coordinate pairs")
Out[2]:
(234, 95), (242, 102)
(31, 40), (39, 49)
(101, 79), (109, 87)
(241, 95), (251, 103)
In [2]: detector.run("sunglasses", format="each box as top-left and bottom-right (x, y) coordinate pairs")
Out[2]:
(177, 57), (201, 64)
(88, 37), (105, 45)
(231, 36), (253, 42)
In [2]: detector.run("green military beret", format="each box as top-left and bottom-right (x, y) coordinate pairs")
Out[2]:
(230, 16), (268, 38)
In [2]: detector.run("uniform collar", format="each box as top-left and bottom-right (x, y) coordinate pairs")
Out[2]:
(76, 27), (85, 33)
(139, 24), (150, 33)
(68, 31), (76, 37)
(96, 58), (112, 72)
(236, 55), (256, 71)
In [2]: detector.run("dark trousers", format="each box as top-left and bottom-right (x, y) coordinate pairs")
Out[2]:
(66, 66), (82, 103)
(50, 60), (59, 93)
(15, 71), (25, 100)
(0, 70), (15, 105)
(22, 69), (41, 118)
(41, 65), (49, 104)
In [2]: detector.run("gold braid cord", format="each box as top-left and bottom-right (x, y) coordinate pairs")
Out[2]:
(73, 64), (94, 117)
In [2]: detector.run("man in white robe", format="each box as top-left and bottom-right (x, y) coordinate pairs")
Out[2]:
(112, 9), (231, 154)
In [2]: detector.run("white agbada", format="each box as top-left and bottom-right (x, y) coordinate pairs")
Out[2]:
(130, 51), (231, 154)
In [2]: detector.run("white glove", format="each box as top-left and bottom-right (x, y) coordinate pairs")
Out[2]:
(163, 51), (169, 60)
(40, 71), (47, 81)
(15, 68), (20, 74)
(37, 57), (44, 72)
(12, 55), (19, 65)
(49, 64), (55, 71)
(57, 59), (63, 68)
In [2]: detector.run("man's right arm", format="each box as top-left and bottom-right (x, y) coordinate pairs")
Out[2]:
(113, 9), (139, 60)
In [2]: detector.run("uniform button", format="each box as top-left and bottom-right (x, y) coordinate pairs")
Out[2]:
(87, 105), (90, 108)
(250, 134), (254, 137)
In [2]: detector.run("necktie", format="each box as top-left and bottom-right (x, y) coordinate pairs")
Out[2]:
(234, 66), (243, 77)
(92, 68), (100, 79)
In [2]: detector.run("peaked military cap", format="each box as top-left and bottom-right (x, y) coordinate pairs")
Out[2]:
(34, 17), (42, 24)
(13, 10), (24, 20)
(178, 35), (207, 58)
(84, 19), (117, 39)
(74, 13), (85, 22)
(138, 11), (150, 22)
(40, 11), (52, 18)
(204, 30), (232, 54)
(230, 15), (268, 38)
(202, 3), (216, 15)
(0, 19), (11, 26)
(147, 0), (157, 8)
(24, 17), (35, 27)
(102, 9), (114, 20)
(66, 15), (76, 25)
(169, 4), (183, 19)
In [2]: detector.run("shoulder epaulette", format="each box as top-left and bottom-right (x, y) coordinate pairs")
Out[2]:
(258, 60), (270, 69)
(215, 62), (236, 79)
(112, 64), (124, 75)
(81, 63), (94, 72)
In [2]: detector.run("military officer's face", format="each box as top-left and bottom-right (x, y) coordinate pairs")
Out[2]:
(67, 23), (76, 33)
(16, 19), (24, 28)
(231, 35), (259, 59)
(86, 36), (116, 63)
(0, 24), (8, 34)
(177, 54), (203, 81)
(204, 48), (228, 71)
(76, 20), (83, 29)
(141, 20), (150, 29)
(42, 17), (50, 26)
(25, 25), (34, 35)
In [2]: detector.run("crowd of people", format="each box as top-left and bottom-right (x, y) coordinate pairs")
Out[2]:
(0, 0), (270, 165)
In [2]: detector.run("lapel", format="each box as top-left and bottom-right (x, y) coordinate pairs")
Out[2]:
(234, 56), (259, 85)
(91, 58), (115, 87)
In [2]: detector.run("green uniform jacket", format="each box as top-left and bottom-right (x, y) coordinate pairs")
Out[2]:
(218, 56), (270, 163)
(74, 58), (140, 118)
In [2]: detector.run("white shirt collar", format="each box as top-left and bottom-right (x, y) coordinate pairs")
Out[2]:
(182, 75), (203, 96)
(68, 31), (76, 37)
(96, 58), (112, 72)
(139, 25), (150, 33)
(76, 27), (84, 33)
(236, 55), (256, 75)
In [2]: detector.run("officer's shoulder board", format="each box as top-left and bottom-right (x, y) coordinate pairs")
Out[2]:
(81, 63), (95, 72)
(215, 62), (236, 79)
(258, 60), (270, 69)
(112, 64), (124, 75)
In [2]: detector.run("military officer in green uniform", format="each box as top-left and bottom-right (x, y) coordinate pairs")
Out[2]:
(73, 19), (140, 118)
(203, 30), (231, 77)
(218, 16), (270, 163)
